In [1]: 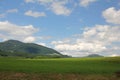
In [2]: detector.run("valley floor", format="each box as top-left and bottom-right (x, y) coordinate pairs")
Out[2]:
(0, 57), (120, 80)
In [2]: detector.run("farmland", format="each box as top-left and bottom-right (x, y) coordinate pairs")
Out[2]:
(0, 57), (120, 80)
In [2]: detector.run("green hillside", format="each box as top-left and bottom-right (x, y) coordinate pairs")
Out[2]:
(0, 40), (63, 57)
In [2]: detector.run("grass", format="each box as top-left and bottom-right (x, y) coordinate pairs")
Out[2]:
(0, 57), (120, 80)
(0, 57), (120, 74)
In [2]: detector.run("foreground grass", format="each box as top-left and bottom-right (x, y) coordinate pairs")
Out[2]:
(0, 57), (120, 74)
(0, 57), (120, 80)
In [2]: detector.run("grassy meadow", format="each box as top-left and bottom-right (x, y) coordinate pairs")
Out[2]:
(0, 57), (120, 80)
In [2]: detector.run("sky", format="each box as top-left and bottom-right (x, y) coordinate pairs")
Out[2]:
(0, 0), (120, 57)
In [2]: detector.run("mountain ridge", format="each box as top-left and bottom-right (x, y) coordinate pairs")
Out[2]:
(0, 40), (63, 57)
(86, 54), (103, 57)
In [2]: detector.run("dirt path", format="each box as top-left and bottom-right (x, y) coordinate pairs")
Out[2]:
(0, 72), (120, 80)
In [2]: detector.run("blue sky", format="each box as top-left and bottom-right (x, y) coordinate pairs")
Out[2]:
(0, 0), (120, 57)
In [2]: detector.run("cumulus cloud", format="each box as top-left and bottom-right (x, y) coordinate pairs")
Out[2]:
(7, 9), (18, 13)
(23, 36), (36, 43)
(25, 0), (35, 3)
(83, 25), (120, 42)
(79, 0), (97, 7)
(25, 0), (72, 16)
(50, 1), (71, 16)
(40, 0), (71, 16)
(0, 21), (38, 42)
(51, 25), (120, 57)
(102, 7), (120, 24)
(110, 54), (119, 57)
(38, 42), (46, 46)
(25, 10), (46, 18)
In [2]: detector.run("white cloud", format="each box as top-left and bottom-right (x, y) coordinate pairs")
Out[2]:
(40, 0), (72, 16)
(25, 10), (46, 18)
(24, 36), (36, 43)
(102, 7), (120, 24)
(51, 40), (69, 45)
(38, 0), (54, 4)
(25, 0), (53, 3)
(79, 0), (97, 7)
(7, 9), (18, 13)
(53, 41), (106, 55)
(51, 25), (120, 57)
(83, 25), (120, 42)
(50, 1), (71, 16)
(24, 0), (72, 16)
(0, 21), (38, 43)
(38, 42), (46, 46)
(25, 0), (35, 3)
(109, 54), (120, 57)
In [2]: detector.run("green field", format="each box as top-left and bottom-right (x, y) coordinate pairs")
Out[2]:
(0, 57), (120, 80)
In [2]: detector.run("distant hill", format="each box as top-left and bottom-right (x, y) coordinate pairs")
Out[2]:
(86, 54), (103, 57)
(0, 40), (64, 58)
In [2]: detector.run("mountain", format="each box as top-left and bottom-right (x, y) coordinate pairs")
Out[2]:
(86, 54), (103, 57)
(0, 40), (63, 58)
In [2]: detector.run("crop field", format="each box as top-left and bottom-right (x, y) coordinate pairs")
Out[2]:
(0, 57), (120, 80)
